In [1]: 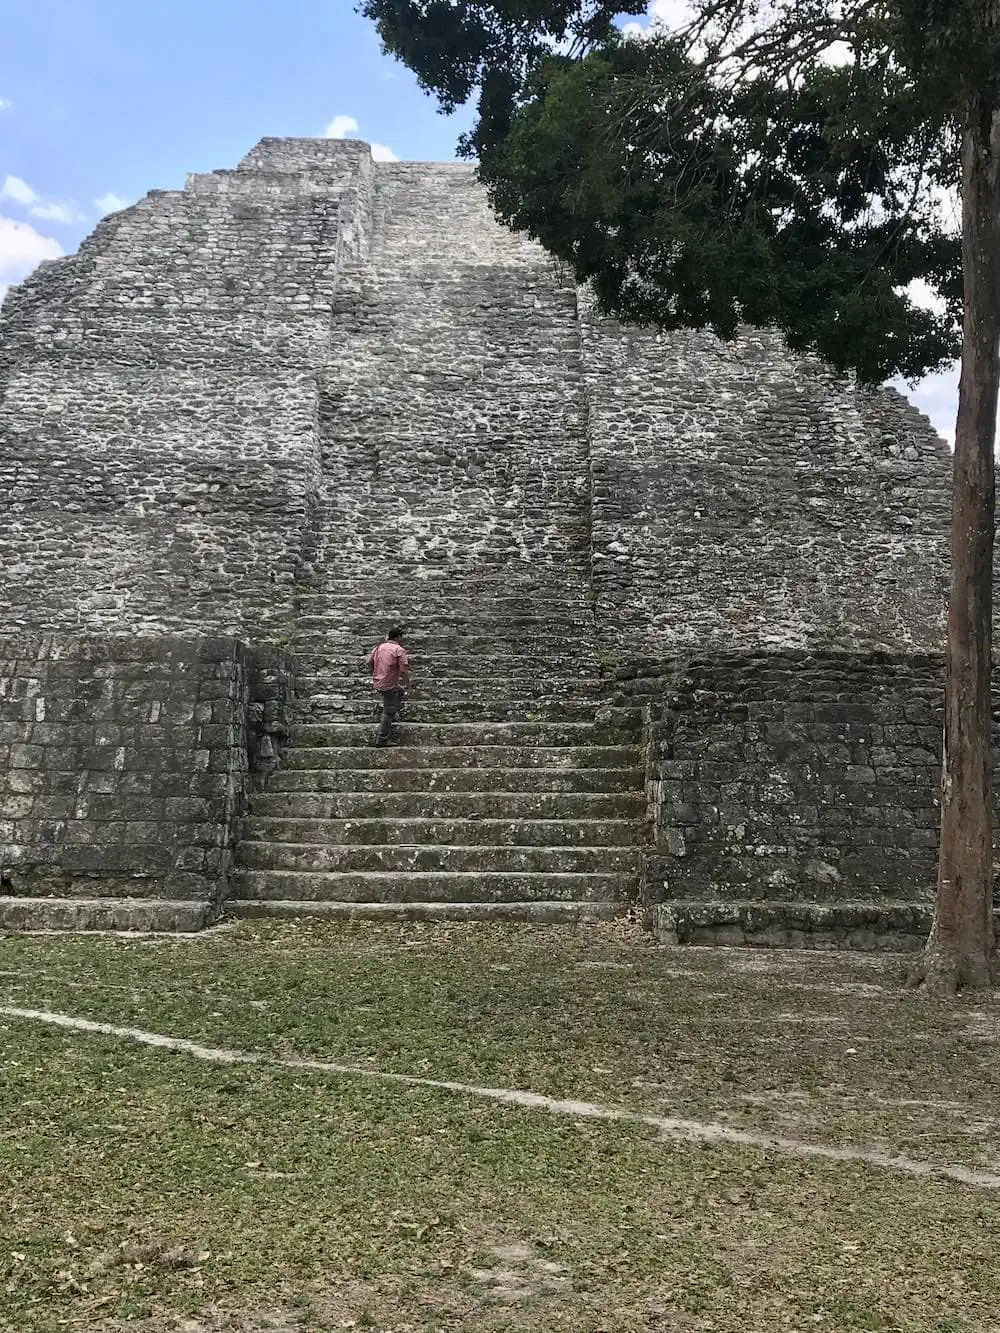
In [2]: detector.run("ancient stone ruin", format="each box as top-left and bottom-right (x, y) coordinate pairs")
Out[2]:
(0, 137), (959, 946)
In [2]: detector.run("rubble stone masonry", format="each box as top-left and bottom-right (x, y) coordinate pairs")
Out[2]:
(0, 138), (960, 936)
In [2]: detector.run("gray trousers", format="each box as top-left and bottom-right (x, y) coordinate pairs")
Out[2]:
(376, 687), (404, 743)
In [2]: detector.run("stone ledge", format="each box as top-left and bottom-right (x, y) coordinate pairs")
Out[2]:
(652, 899), (943, 951)
(227, 899), (625, 924)
(0, 896), (215, 933)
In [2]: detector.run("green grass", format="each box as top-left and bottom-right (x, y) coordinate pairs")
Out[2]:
(2, 921), (1000, 1331)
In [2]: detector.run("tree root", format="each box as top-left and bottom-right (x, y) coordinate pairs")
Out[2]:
(907, 950), (1000, 995)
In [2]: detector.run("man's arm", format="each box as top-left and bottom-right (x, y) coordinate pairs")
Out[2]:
(366, 647), (376, 676)
(398, 647), (410, 687)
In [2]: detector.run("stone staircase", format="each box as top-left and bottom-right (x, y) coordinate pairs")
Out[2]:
(228, 163), (649, 922)
(230, 604), (647, 921)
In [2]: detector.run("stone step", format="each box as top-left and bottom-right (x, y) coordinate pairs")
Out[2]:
(266, 765), (646, 794)
(293, 652), (598, 677)
(292, 657), (600, 681)
(292, 633), (590, 652)
(294, 618), (595, 639)
(297, 697), (614, 723)
(296, 639), (594, 655)
(293, 637), (595, 657)
(290, 720), (641, 748)
(293, 612), (594, 632)
(250, 790), (646, 820)
(306, 565), (589, 587)
(293, 592), (592, 611)
(237, 840), (640, 873)
(245, 816), (643, 847)
(282, 744), (643, 771)
(0, 896), (213, 932)
(226, 899), (623, 924)
(293, 675), (614, 702)
(294, 622), (595, 641)
(230, 869), (633, 904)
(0, 878), (211, 902)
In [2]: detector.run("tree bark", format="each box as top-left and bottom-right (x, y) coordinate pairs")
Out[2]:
(912, 95), (1000, 994)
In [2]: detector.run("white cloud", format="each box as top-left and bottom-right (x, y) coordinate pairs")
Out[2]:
(619, 1), (695, 40)
(1, 175), (86, 226)
(0, 96), (12, 111)
(324, 114), (399, 162)
(649, 0), (696, 28)
(906, 277), (948, 318)
(28, 200), (86, 225)
(325, 115), (360, 140)
(94, 192), (130, 216)
(821, 40), (854, 66)
(1, 175), (38, 206)
(0, 215), (63, 303)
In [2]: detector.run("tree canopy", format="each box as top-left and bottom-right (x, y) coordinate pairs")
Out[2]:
(360, 0), (976, 383)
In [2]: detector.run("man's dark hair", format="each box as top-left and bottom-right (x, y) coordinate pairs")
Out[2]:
(387, 626), (403, 641)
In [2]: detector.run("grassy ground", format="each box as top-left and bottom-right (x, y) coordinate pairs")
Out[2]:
(2, 920), (999, 1332)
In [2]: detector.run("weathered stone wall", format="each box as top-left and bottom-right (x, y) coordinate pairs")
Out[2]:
(0, 635), (259, 917)
(580, 304), (953, 663)
(577, 291), (957, 929)
(300, 162), (598, 678)
(0, 143), (377, 640)
(3, 138), (949, 662)
(622, 652), (945, 908)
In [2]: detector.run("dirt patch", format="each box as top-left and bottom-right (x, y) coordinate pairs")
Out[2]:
(97, 1261), (571, 1333)
(97, 1281), (440, 1332)
(464, 1240), (571, 1304)
(94, 1242), (686, 1332)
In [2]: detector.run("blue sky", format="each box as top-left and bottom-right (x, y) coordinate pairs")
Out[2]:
(0, 0), (469, 292)
(0, 0), (957, 440)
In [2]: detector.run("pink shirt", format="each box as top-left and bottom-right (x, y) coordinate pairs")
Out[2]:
(368, 641), (408, 691)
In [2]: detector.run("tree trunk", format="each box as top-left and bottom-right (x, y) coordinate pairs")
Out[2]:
(913, 96), (1000, 994)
